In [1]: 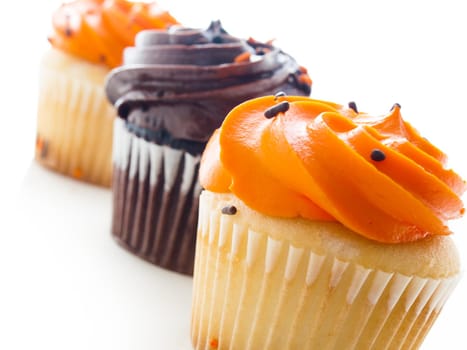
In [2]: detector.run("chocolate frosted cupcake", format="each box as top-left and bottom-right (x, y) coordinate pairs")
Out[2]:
(105, 21), (312, 275)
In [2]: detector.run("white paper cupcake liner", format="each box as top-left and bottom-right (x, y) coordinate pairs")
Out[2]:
(36, 49), (114, 187)
(191, 192), (460, 350)
(112, 118), (202, 275)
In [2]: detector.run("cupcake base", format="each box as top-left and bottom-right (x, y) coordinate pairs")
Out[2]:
(35, 48), (115, 187)
(112, 118), (202, 275)
(191, 191), (460, 350)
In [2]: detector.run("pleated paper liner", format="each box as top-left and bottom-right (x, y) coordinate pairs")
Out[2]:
(35, 49), (114, 187)
(191, 191), (460, 350)
(112, 118), (202, 275)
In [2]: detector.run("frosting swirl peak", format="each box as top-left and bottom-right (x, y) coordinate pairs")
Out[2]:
(48, 0), (179, 68)
(124, 21), (249, 65)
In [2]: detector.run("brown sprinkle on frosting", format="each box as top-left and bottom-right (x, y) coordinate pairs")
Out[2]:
(264, 101), (290, 119)
(348, 101), (358, 113)
(391, 103), (402, 110)
(221, 205), (237, 215)
(65, 14), (72, 37)
(371, 149), (386, 162)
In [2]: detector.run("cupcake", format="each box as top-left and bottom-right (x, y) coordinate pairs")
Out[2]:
(191, 95), (465, 349)
(35, 0), (178, 187)
(105, 21), (312, 275)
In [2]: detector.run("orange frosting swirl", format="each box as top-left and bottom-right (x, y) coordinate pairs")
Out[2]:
(200, 95), (466, 243)
(48, 0), (179, 68)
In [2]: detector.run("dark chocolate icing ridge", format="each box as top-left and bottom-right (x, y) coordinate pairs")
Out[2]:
(105, 21), (311, 143)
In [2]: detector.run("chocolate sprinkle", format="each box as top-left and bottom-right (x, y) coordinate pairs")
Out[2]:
(391, 103), (401, 110)
(264, 101), (290, 119)
(348, 101), (358, 113)
(221, 205), (237, 215)
(371, 149), (386, 161)
(65, 14), (72, 37)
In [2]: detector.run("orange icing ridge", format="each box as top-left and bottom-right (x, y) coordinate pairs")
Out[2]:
(200, 95), (466, 243)
(48, 0), (179, 68)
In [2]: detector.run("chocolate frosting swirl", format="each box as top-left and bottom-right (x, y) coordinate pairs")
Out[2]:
(105, 21), (311, 148)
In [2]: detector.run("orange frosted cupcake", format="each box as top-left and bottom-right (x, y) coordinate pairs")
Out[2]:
(35, 0), (178, 186)
(191, 95), (466, 349)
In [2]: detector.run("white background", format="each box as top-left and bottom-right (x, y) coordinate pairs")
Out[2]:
(0, 0), (466, 349)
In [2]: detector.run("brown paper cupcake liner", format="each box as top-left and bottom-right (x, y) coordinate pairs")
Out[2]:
(112, 118), (202, 275)
(191, 192), (460, 350)
(35, 49), (114, 187)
